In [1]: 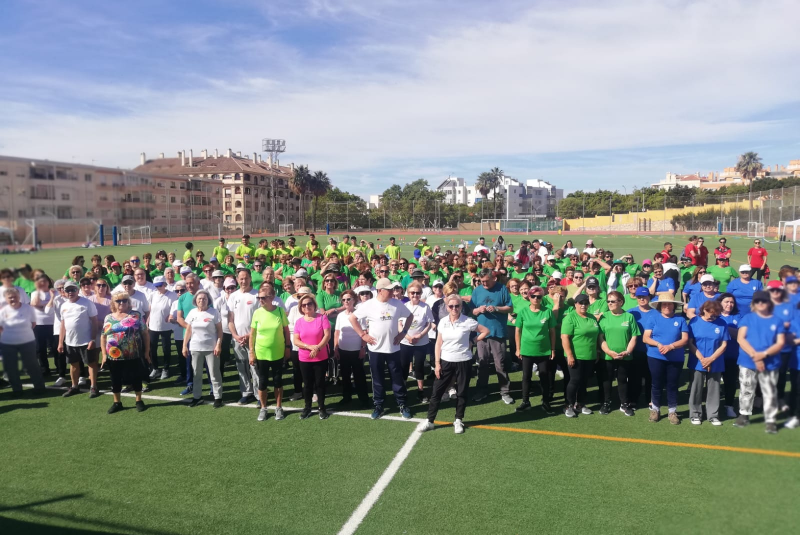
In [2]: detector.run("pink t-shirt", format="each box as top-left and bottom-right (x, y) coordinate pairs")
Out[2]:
(294, 314), (331, 362)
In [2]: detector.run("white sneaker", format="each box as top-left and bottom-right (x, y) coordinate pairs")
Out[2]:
(709, 418), (723, 426)
(312, 394), (318, 403)
(691, 417), (702, 425)
(779, 399), (790, 413)
(453, 419), (465, 434)
(555, 369), (564, 379)
(149, 369), (159, 380)
(725, 406), (737, 418)
(448, 387), (457, 399)
(501, 393), (515, 405)
(54, 377), (66, 387)
(531, 363), (538, 373)
(77, 377), (88, 387)
(784, 416), (800, 430)
(257, 408), (268, 422)
(160, 370), (169, 380)
(418, 421), (435, 433)
(581, 406), (593, 415)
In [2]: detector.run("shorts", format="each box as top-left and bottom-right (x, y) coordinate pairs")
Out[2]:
(255, 358), (285, 391)
(66, 345), (99, 366)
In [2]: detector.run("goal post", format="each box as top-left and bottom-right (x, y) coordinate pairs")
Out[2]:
(278, 223), (294, 236)
(747, 222), (765, 238)
(119, 225), (152, 246)
(480, 219), (529, 235)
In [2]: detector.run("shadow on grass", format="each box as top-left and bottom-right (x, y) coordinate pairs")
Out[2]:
(0, 402), (48, 415)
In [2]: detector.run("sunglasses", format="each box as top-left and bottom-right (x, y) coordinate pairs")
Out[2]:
(753, 299), (768, 304)
(447, 304), (461, 309)
(626, 285), (636, 289)
(130, 259), (140, 263)
(96, 284), (108, 288)
(65, 288), (78, 293)
(225, 286), (236, 290)
(301, 302), (316, 308)
(114, 298), (130, 304)
(123, 281), (134, 285)
(176, 289), (186, 293)
(409, 291), (421, 296)
(258, 295), (271, 300)
(325, 279), (336, 283)
(530, 295), (543, 300)
(341, 298), (353, 302)
(607, 299), (620, 304)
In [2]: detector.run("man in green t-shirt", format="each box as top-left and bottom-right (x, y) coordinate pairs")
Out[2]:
(182, 242), (194, 262)
(384, 237), (401, 260)
(287, 237), (303, 258)
(337, 235), (351, 259)
(249, 284), (290, 421)
(235, 235), (257, 261)
(414, 237), (433, 258)
(212, 238), (229, 263)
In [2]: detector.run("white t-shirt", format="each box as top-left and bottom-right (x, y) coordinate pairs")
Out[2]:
(0, 286), (30, 309)
(168, 301), (183, 341)
(287, 304), (303, 351)
(60, 296), (98, 347)
(353, 298), (410, 354)
(135, 281), (156, 299)
(148, 290), (177, 332)
(124, 289), (150, 316)
(0, 304), (36, 344)
(437, 314), (479, 362)
(213, 293), (231, 334)
(335, 310), (363, 352)
(474, 244), (490, 254)
(583, 247), (597, 257)
(48, 295), (66, 335)
(31, 290), (55, 326)
(564, 247), (578, 256)
(228, 288), (259, 337)
(400, 301), (434, 347)
(538, 247), (549, 263)
(425, 296), (443, 340)
(185, 308), (221, 351)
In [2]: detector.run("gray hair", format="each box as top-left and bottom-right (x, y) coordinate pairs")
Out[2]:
(479, 268), (494, 278)
(183, 273), (199, 281)
(193, 290), (212, 307)
(3, 287), (20, 298)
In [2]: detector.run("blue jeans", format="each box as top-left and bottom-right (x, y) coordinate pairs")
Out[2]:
(369, 351), (407, 408)
(648, 357), (683, 411)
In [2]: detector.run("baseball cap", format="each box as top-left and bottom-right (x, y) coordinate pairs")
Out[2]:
(390, 281), (403, 289)
(767, 280), (784, 290)
(574, 294), (590, 305)
(552, 271), (562, 279)
(642, 259), (652, 265)
(179, 266), (192, 275)
(585, 277), (599, 287)
(700, 274), (715, 284)
(410, 269), (425, 278)
(547, 255), (555, 260)
(634, 287), (650, 298)
(354, 285), (372, 294)
(786, 276), (799, 284)
(236, 263), (249, 271)
(110, 261), (121, 267)
(172, 260), (183, 268)
(586, 239), (594, 245)
(223, 278), (237, 288)
(293, 286), (313, 297)
(680, 256), (691, 262)
(211, 270), (225, 278)
(421, 237), (428, 240)
(739, 264), (752, 272)
(458, 244), (465, 249)
(122, 275), (134, 283)
(376, 278), (393, 290)
(752, 290), (770, 302)
(294, 268), (308, 279)
(153, 276), (166, 287)
(432, 279), (444, 287)
(54, 279), (67, 289)
(209, 256), (218, 263)
(64, 280), (78, 290)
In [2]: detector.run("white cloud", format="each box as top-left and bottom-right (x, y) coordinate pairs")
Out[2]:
(1, 0), (799, 194)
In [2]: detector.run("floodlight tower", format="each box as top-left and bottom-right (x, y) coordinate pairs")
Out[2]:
(262, 139), (287, 225)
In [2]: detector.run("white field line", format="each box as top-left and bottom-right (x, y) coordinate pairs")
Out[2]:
(21, 384), (426, 423)
(338, 426), (425, 535)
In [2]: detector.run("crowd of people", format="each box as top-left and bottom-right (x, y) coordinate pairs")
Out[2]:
(1, 232), (798, 436)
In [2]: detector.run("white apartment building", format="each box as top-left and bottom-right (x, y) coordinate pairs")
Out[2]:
(433, 175), (562, 217)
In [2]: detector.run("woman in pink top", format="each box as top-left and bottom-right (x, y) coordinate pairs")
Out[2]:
(293, 294), (331, 420)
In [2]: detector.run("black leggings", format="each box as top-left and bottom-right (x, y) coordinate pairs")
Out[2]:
(174, 338), (186, 378)
(751, 267), (765, 281)
(339, 349), (369, 400)
(552, 349), (570, 398)
(400, 343), (429, 386)
(790, 368), (800, 418)
(602, 359), (633, 405)
(778, 353), (790, 400)
(109, 359), (143, 394)
(521, 355), (552, 403)
(33, 325), (60, 375)
(630, 353), (650, 406)
(149, 330), (172, 370)
(566, 359), (595, 406)
(299, 359), (327, 410)
(290, 350), (302, 394)
(722, 360), (739, 406)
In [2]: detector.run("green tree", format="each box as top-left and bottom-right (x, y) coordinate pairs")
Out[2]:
(289, 164), (311, 231)
(309, 171), (332, 231)
(490, 167), (504, 218)
(735, 151), (763, 218)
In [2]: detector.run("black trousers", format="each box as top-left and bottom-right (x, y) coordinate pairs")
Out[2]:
(109, 359), (143, 393)
(630, 352), (650, 407)
(174, 338), (186, 378)
(566, 359), (595, 406)
(220, 332), (232, 370)
(428, 360), (470, 422)
(751, 267), (765, 281)
(521, 355), (552, 403)
(552, 349), (571, 398)
(722, 359), (739, 406)
(299, 359), (327, 410)
(778, 353), (790, 400)
(602, 359), (633, 405)
(33, 325), (59, 375)
(149, 330), (172, 370)
(400, 343), (429, 386)
(790, 368), (800, 418)
(505, 324), (517, 359)
(339, 349), (369, 401)
(290, 350), (303, 394)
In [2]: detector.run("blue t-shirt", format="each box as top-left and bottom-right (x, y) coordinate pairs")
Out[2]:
(688, 291), (720, 313)
(688, 316), (730, 373)
(645, 314), (688, 362)
(737, 313), (785, 371)
(774, 302), (794, 354)
(682, 281), (701, 301)
(470, 283), (512, 338)
(726, 278), (763, 311)
(789, 315), (800, 371)
(719, 313), (742, 360)
(649, 277), (676, 294)
(789, 292), (800, 309)
(627, 306), (656, 354)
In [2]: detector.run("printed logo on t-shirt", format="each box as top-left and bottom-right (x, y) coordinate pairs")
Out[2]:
(621, 321), (629, 327)
(673, 321), (679, 327)
(714, 327), (720, 334)
(247, 300), (254, 305)
(203, 318), (212, 323)
(770, 324), (776, 331)
(733, 319), (738, 325)
(752, 286), (757, 290)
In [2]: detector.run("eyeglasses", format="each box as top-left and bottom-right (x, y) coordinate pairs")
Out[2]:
(325, 279), (336, 283)
(378, 270), (388, 273)
(96, 284), (108, 288)
(626, 285), (636, 289)
(65, 288), (78, 293)
(114, 298), (130, 304)
(447, 305), (461, 309)
(176, 289), (186, 293)
(409, 291), (421, 295)
(301, 303), (316, 308)
(530, 294), (543, 300)
(607, 299), (620, 304)
(123, 281), (133, 285)
(225, 286), (236, 291)
(341, 298), (353, 302)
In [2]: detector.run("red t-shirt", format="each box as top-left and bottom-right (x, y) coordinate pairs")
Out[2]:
(698, 246), (709, 266)
(683, 244), (699, 265)
(659, 250), (671, 263)
(747, 247), (767, 269)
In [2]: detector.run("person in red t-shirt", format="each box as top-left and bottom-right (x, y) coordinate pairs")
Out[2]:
(714, 237), (732, 266)
(696, 237), (709, 267)
(659, 242), (673, 263)
(747, 239), (768, 281)
(683, 236), (699, 265)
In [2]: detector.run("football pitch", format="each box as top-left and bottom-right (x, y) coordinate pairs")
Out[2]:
(2, 231), (800, 534)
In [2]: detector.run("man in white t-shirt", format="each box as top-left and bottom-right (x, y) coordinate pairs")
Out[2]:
(58, 280), (99, 398)
(474, 237), (490, 255)
(117, 275), (150, 321)
(133, 268), (155, 298)
(227, 269), (260, 404)
(350, 277), (414, 420)
(147, 276), (177, 380)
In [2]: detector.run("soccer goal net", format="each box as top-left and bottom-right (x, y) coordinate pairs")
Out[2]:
(481, 219), (529, 235)
(747, 222), (765, 238)
(278, 223), (294, 236)
(119, 225), (152, 246)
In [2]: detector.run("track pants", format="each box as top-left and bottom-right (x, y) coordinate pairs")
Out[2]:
(428, 360), (470, 422)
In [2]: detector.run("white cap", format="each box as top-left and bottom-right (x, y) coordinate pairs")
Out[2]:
(700, 274), (715, 283)
(552, 271), (563, 279)
(172, 260), (183, 268)
(421, 236), (427, 240)
(236, 263), (248, 271)
(153, 276), (166, 286)
(739, 264), (752, 272)
(458, 244), (465, 249)
(211, 270), (225, 278)
(586, 239), (594, 244)
(111, 286), (128, 295)
(179, 266), (192, 275)
(431, 279), (444, 287)
(223, 277), (237, 288)
(547, 255), (555, 260)
(294, 268), (308, 279)
(355, 285), (372, 294)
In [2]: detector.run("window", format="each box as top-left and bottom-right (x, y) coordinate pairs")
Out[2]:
(85, 174), (92, 182)
(278, 203), (284, 210)
(245, 187), (251, 194)
(225, 215), (231, 222)
(170, 196), (176, 203)
(161, 195), (167, 202)
(0, 210), (9, 218)
(86, 211), (94, 218)
(0, 170), (6, 176)
(235, 200), (242, 208)
(235, 214), (242, 222)
(234, 186), (241, 194)
(225, 202), (231, 211)
(61, 193), (70, 201)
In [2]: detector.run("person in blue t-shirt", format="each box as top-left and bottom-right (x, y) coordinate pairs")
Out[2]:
(627, 287), (656, 409)
(785, 312), (800, 430)
(687, 300), (730, 425)
(734, 291), (785, 434)
(726, 264), (763, 311)
(470, 268), (514, 404)
(643, 298), (688, 424)
(766, 279), (794, 412)
(717, 293), (742, 418)
(647, 263), (676, 297)
(686, 274), (720, 319)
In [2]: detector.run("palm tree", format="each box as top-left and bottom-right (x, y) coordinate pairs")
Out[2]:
(735, 151), (763, 220)
(309, 170), (332, 231)
(475, 172), (495, 220)
(490, 167), (504, 218)
(289, 165), (311, 231)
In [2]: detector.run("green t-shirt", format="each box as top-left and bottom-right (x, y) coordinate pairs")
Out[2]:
(182, 249), (193, 261)
(459, 286), (473, 298)
(623, 294), (638, 311)
(250, 307), (288, 360)
(385, 245), (401, 259)
(624, 263), (642, 278)
(149, 268), (164, 280)
(588, 298), (609, 317)
(419, 245), (433, 257)
(219, 264), (235, 276)
(323, 245), (337, 258)
(251, 271), (264, 287)
(105, 272), (123, 287)
(254, 247), (273, 263)
(516, 306), (555, 356)
(561, 313), (600, 360)
(680, 267), (694, 290)
(543, 297), (573, 351)
(235, 244), (257, 259)
(589, 271), (608, 293)
(707, 265), (738, 292)
(337, 243), (351, 259)
(316, 291), (341, 325)
(542, 265), (556, 277)
(509, 293), (528, 326)
(288, 246), (303, 258)
(598, 311), (641, 360)
(14, 277), (35, 296)
(212, 246), (230, 261)
(510, 269), (530, 280)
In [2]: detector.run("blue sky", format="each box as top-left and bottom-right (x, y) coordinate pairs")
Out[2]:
(1, 0), (799, 196)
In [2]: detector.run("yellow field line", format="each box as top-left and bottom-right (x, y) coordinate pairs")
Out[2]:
(432, 421), (800, 459)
